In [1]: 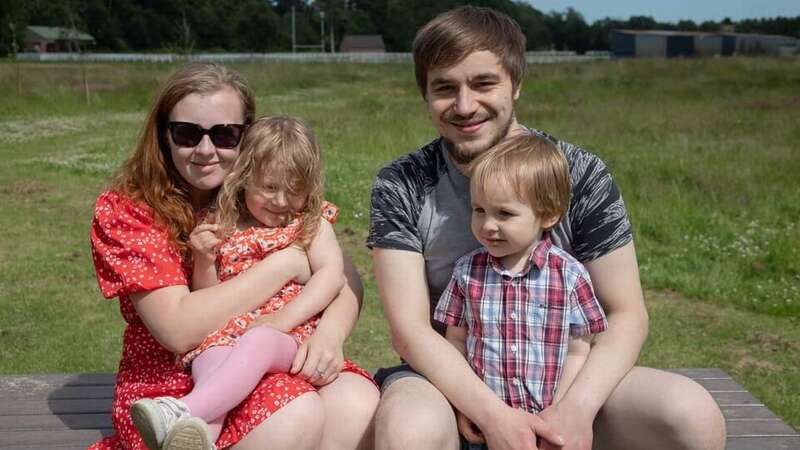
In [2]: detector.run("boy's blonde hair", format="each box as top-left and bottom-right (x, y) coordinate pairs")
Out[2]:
(470, 133), (570, 227)
(216, 116), (324, 248)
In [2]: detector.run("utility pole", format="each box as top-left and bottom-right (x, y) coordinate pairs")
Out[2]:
(291, 5), (296, 53)
(320, 11), (325, 52)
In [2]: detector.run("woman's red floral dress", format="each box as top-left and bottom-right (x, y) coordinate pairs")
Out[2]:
(89, 191), (372, 450)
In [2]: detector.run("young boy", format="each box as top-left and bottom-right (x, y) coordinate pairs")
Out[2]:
(434, 133), (608, 447)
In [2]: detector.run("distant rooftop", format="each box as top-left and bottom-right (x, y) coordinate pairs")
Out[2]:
(26, 26), (95, 42)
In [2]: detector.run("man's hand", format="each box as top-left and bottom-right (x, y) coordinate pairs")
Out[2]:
(538, 402), (594, 450)
(481, 406), (564, 450)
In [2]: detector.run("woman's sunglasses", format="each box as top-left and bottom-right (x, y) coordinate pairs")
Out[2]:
(167, 121), (247, 149)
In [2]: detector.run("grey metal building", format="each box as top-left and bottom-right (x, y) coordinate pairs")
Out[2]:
(611, 29), (797, 58)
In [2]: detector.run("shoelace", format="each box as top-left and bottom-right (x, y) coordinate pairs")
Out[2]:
(155, 397), (191, 428)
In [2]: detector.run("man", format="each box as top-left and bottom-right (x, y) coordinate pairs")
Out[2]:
(367, 5), (726, 450)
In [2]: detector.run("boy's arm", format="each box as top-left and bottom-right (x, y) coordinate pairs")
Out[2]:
(553, 334), (592, 404)
(444, 325), (468, 356)
(253, 219), (344, 332)
(189, 223), (221, 290)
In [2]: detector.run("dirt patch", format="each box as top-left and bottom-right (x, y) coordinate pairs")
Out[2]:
(746, 332), (800, 353)
(732, 349), (782, 373)
(0, 180), (52, 196)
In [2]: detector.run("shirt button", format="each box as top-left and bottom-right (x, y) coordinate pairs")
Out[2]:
(510, 344), (518, 352)
(510, 311), (517, 320)
(512, 377), (520, 385)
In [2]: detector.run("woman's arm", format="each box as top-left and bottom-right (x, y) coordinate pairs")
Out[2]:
(290, 252), (362, 385)
(131, 245), (310, 354)
(251, 219), (344, 332)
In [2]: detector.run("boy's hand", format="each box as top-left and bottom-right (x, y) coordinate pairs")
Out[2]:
(456, 409), (486, 444)
(190, 223), (221, 262)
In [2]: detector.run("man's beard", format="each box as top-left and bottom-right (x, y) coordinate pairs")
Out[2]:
(443, 113), (515, 166)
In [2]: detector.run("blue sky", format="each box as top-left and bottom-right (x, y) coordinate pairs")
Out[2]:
(524, 1), (800, 23)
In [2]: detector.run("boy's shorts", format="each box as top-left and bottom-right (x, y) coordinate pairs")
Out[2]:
(374, 364), (487, 450)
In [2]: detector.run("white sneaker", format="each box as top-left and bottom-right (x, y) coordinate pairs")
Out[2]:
(163, 417), (216, 450)
(130, 396), (192, 450)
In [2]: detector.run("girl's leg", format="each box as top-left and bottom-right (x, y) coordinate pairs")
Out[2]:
(189, 345), (233, 440)
(317, 373), (380, 450)
(182, 326), (298, 427)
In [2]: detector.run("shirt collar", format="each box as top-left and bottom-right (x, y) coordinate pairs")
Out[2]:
(487, 232), (553, 277)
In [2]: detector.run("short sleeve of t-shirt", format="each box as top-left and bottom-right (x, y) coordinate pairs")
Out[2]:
(90, 191), (188, 299)
(367, 146), (442, 253)
(554, 134), (633, 262)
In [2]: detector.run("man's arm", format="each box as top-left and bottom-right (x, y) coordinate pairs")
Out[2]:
(539, 241), (648, 450)
(374, 248), (563, 450)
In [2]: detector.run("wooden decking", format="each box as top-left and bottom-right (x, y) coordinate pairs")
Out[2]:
(0, 368), (797, 449)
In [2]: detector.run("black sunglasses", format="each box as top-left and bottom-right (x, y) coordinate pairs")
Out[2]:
(167, 121), (247, 149)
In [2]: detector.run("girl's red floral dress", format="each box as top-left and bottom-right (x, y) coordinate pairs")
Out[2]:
(89, 191), (372, 450)
(179, 201), (338, 366)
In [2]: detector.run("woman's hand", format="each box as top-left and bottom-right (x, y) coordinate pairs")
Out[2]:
(289, 324), (345, 387)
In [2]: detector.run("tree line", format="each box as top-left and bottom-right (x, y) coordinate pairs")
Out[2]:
(2, 0), (799, 57)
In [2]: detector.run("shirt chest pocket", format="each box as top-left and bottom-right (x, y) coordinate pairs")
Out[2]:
(521, 294), (568, 345)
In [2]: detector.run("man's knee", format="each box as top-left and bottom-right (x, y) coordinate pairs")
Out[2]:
(660, 377), (726, 450)
(374, 378), (459, 450)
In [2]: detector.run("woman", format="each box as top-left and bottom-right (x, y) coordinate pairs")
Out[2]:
(90, 63), (378, 450)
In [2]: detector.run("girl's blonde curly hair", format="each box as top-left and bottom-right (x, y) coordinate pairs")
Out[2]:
(215, 116), (324, 248)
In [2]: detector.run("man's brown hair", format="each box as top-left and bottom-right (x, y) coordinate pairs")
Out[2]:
(412, 5), (527, 98)
(471, 133), (570, 226)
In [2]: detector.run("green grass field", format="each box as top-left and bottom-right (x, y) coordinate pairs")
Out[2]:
(0, 58), (798, 428)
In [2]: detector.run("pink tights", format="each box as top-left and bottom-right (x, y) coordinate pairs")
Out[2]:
(180, 326), (298, 440)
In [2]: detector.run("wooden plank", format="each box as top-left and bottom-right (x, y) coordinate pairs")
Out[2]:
(0, 398), (112, 416)
(711, 391), (764, 406)
(669, 368), (732, 379)
(2, 384), (114, 400)
(0, 413), (113, 431)
(726, 436), (800, 450)
(726, 419), (800, 437)
(722, 405), (782, 420)
(0, 429), (112, 447)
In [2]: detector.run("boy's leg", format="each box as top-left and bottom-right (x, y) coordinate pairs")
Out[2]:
(593, 367), (726, 450)
(182, 326), (298, 427)
(374, 375), (460, 450)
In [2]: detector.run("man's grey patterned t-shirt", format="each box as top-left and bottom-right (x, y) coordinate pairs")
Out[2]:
(367, 128), (632, 333)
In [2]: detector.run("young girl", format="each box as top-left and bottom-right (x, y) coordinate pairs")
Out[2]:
(131, 116), (350, 450)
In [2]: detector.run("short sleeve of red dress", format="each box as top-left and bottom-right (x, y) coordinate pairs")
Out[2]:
(91, 191), (188, 302)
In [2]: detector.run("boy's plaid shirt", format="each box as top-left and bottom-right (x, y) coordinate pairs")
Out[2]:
(434, 235), (607, 412)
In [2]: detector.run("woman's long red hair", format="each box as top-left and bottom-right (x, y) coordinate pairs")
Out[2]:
(110, 63), (255, 254)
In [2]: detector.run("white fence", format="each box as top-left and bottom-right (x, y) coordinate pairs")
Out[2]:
(17, 51), (610, 64)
